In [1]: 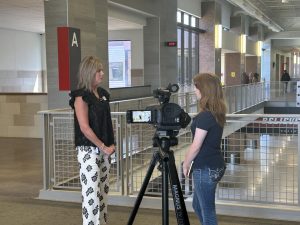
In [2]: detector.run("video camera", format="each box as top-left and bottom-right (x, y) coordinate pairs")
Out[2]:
(126, 84), (191, 137)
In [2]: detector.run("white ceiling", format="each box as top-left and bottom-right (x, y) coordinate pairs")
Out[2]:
(250, 0), (300, 31)
(1, 0), (300, 38)
(0, 0), (44, 33)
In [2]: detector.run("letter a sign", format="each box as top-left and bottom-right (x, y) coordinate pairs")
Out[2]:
(57, 27), (81, 91)
(72, 32), (79, 47)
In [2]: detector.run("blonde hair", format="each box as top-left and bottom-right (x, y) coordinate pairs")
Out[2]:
(77, 56), (103, 92)
(193, 73), (227, 127)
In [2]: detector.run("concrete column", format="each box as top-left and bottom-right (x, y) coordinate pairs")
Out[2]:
(143, 0), (177, 90)
(224, 13), (248, 85)
(249, 23), (264, 41)
(257, 56), (261, 80)
(249, 24), (262, 78)
(144, 17), (160, 89)
(291, 52), (295, 76)
(158, 0), (177, 88)
(230, 14), (246, 35)
(44, 0), (108, 109)
(199, 1), (221, 77)
(295, 52), (300, 78)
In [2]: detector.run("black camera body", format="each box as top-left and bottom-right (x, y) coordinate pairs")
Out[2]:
(126, 84), (191, 136)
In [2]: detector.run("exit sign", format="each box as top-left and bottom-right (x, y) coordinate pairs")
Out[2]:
(165, 41), (177, 47)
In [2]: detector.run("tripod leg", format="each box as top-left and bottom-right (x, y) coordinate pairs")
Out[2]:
(162, 158), (169, 225)
(167, 151), (190, 225)
(127, 150), (160, 225)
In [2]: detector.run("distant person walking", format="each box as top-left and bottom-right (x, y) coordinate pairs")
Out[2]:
(281, 70), (290, 93)
(241, 72), (249, 84)
(253, 72), (259, 83)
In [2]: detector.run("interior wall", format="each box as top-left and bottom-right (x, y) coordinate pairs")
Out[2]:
(245, 56), (258, 75)
(224, 53), (242, 85)
(0, 94), (48, 138)
(108, 29), (144, 86)
(108, 29), (143, 69)
(0, 28), (44, 92)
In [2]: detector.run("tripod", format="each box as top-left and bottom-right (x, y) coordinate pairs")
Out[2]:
(127, 134), (190, 225)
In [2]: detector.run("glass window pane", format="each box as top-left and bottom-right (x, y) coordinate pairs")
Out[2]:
(177, 11), (200, 86)
(191, 32), (198, 80)
(191, 17), (196, 27)
(184, 30), (189, 84)
(177, 11), (182, 23)
(177, 28), (182, 84)
(184, 14), (189, 25)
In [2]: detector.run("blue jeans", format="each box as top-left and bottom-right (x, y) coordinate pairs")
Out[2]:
(192, 167), (225, 225)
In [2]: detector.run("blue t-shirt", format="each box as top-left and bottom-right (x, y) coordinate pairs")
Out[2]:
(191, 111), (225, 169)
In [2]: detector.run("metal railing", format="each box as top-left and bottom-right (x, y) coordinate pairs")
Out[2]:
(40, 110), (300, 204)
(109, 81), (298, 114)
(38, 81), (300, 220)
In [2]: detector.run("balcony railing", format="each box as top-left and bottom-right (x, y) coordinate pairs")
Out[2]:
(38, 81), (300, 221)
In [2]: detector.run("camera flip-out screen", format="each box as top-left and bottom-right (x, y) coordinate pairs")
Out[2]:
(128, 110), (152, 123)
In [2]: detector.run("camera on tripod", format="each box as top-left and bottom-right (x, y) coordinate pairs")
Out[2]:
(126, 83), (191, 138)
(126, 83), (192, 225)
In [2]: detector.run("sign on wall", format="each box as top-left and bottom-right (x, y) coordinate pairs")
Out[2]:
(57, 27), (81, 91)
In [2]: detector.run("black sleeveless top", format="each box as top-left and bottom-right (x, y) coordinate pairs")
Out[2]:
(69, 87), (115, 147)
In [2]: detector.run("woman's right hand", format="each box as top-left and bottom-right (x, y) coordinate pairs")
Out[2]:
(182, 161), (190, 178)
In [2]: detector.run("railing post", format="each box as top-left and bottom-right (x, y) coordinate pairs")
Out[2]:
(298, 122), (300, 206)
(240, 85), (243, 110)
(42, 113), (50, 190)
(118, 114), (124, 196)
(185, 92), (190, 113)
(125, 121), (131, 196)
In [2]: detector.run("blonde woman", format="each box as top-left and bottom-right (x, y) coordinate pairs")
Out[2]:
(69, 56), (115, 225)
(183, 73), (226, 225)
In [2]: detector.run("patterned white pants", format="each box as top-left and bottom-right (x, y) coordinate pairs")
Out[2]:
(77, 146), (111, 225)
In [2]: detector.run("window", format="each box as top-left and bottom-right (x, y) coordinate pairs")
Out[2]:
(183, 14), (189, 25)
(177, 11), (182, 23)
(108, 40), (131, 88)
(191, 17), (196, 27)
(177, 11), (200, 86)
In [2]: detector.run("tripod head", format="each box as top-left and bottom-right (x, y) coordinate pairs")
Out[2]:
(152, 130), (178, 152)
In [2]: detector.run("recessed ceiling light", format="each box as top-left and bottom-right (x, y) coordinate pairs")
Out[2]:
(282, 0), (289, 3)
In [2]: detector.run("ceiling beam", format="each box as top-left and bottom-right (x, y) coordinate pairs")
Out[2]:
(227, 0), (284, 32)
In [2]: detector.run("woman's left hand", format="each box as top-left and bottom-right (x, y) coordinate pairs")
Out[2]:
(104, 144), (115, 156)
